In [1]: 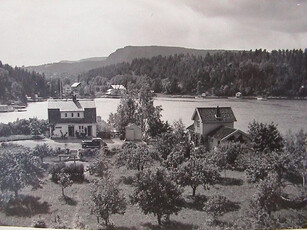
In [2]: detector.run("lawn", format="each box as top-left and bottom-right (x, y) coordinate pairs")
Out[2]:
(0, 141), (306, 229)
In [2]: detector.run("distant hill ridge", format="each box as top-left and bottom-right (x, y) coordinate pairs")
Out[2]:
(24, 46), (231, 78)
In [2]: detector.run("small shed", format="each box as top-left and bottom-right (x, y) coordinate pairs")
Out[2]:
(125, 123), (142, 141)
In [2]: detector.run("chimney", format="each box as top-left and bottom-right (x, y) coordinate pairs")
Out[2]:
(216, 106), (222, 120)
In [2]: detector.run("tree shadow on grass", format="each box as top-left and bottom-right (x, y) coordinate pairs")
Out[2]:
(184, 194), (207, 211)
(58, 195), (78, 206)
(217, 177), (244, 186)
(5, 195), (50, 217)
(142, 221), (196, 230)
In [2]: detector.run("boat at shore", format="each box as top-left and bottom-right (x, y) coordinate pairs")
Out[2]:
(257, 97), (268, 101)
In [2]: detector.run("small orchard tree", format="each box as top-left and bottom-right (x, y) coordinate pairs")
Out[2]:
(58, 171), (73, 197)
(29, 118), (42, 136)
(212, 142), (247, 176)
(203, 194), (233, 225)
(131, 167), (184, 225)
(0, 144), (43, 198)
(91, 176), (126, 226)
(283, 130), (307, 186)
(250, 173), (282, 217)
(246, 151), (285, 183)
(248, 121), (283, 153)
(32, 143), (53, 162)
(175, 154), (220, 196)
(118, 143), (153, 171)
(88, 159), (109, 178)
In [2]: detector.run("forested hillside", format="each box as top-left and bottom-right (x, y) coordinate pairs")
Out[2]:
(80, 49), (307, 97)
(0, 61), (49, 105)
(24, 46), (225, 79)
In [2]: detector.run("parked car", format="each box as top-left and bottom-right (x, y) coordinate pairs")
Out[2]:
(81, 138), (107, 149)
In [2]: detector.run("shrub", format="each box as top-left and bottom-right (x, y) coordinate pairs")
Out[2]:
(88, 159), (109, 178)
(50, 163), (66, 183)
(50, 163), (84, 183)
(79, 148), (98, 158)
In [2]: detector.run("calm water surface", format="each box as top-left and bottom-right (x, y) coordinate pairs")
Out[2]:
(0, 97), (306, 134)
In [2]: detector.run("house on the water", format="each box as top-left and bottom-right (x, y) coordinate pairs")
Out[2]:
(189, 106), (250, 149)
(48, 97), (97, 138)
(106, 85), (126, 96)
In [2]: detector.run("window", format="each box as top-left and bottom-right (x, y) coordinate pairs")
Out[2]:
(65, 113), (67, 117)
(78, 112), (80, 117)
(71, 113), (74, 117)
(197, 120), (200, 128)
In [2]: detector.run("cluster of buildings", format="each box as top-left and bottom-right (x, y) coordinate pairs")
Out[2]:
(48, 83), (250, 150)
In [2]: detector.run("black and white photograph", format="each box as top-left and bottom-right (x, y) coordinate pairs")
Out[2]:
(0, 0), (306, 229)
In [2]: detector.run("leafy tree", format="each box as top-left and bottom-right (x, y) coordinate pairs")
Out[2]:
(118, 143), (153, 171)
(88, 159), (109, 178)
(32, 144), (53, 162)
(57, 171), (73, 197)
(211, 142), (247, 176)
(91, 176), (126, 226)
(246, 151), (286, 183)
(30, 118), (43, 136)
(109, 85), (167, 139)
(109, 90), (138, 139)
(131, 167), (184, 225)
(0, 144), (43, 197)
(250, 173), (282, 216)
(283, 130), (307, 186)
(248, 121), (283, 153)
(175, 153), (220, 196)
(203, 194), (235, 225)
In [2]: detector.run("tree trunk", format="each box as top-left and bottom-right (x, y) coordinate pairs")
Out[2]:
(192, 186), (196, 196)
(157, 213), (162, 225)
(105, 217), (108, 226)
(96, 216), (99, 224)
(62, 187), (65, 197)
(14, 190), (18, 198)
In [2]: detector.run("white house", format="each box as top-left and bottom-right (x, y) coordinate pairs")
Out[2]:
(48, 98), (97, 138)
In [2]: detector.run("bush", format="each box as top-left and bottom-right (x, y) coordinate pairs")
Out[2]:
(0, 118), (48, 137)
(88, 160), (109, 178)
(50, 163), (84, 183)
(79, 148), (98, 158)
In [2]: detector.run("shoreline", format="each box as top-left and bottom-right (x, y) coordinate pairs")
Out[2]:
(154, 93), (307, 101)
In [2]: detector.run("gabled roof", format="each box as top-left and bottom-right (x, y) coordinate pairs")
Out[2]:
(187, 124), (194, 131)
(208, 126), (251, 141)
(48, 99), (96, 112)
(111, 85), (126, 90)
(192, 107), (237, 123)
(208, 126), (237, 140)
(71, 82), (81, 88)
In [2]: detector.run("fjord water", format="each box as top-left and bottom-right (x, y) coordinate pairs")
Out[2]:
(0, 97), (306, 134)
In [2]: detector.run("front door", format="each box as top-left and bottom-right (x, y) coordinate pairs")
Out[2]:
(87, 126), (92, 136)
(68, 125), (74, 137)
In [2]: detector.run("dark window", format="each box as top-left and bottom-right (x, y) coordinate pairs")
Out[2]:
(78, 112), (80, 117)
(72, 113), (74, 117)
(65, 113), (67, 117)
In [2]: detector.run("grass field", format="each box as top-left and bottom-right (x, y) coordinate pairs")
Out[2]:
(0, 141), (306, 229)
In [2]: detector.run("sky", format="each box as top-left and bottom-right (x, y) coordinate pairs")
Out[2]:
(0, 0), (306, 66)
